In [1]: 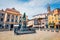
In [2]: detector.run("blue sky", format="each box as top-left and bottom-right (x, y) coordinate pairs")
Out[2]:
(0, 0), (60, 19)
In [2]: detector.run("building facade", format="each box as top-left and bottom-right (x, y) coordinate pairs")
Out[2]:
(0, 9), (5, 29)
(0, 8), (22, 30)
(27, 19), (34, 27)
(48, 8), (60, 29)
(33, 13), (47, 28)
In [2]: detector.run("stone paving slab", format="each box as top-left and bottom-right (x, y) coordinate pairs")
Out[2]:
(0, 30), (60, 40)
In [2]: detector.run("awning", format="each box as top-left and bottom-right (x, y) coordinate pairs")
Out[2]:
(56, 23), (60, 25)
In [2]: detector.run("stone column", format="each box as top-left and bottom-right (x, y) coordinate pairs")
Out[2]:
(13, 15), (16, 30)
(14, 15), (15, 23)
(9, 14), (12, 30)
(4, 13), (7, 29)
(10, 14), (12, 22)
(17, 15), (20, 24)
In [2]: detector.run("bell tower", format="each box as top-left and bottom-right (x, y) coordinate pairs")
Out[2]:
(47, 4), (51, 13)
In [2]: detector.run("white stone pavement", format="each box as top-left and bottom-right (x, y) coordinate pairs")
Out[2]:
(0, 30), (60, 40)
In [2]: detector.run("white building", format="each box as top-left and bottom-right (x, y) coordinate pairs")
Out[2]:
(0, 9), (5, 29)
(33, 13), (48, 28)
(0, 8), (22, 30)
(27, 19), (34, 27)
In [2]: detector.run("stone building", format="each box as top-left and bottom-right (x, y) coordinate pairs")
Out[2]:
(0, 8), (22, 30)
(33, 13), (47, 28)
(27, 19), (34, 27)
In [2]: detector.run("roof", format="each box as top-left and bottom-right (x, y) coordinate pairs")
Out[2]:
(0, 9), (5, 13)
(5, 8), (21, 15)
(28, 19), (34, 22)
(52, 8), (60, 12)
(55, 8), (60, 10)
(33, 13), (47, 17)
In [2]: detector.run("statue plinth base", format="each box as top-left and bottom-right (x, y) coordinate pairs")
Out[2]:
(14, 27), (36, 35)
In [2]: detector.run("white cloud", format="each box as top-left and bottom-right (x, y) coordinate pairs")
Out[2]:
(0, 0), (60, 19)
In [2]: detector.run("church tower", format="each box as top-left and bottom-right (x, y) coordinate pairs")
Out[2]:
(47, 4), (51, 13)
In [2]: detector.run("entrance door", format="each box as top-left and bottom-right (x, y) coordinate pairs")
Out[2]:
(10, 24), (13, 30)
(56, 25), (59, 29)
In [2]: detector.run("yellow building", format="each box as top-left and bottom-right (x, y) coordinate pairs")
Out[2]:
(48, 8), (60, 29)
(48, 13), (55, 28)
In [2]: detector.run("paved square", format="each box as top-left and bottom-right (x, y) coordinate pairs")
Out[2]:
(0, 30), (60, 40)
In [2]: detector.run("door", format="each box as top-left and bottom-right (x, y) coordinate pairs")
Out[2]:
(10, 24), (13, 30)
(56, 25), (59, 29)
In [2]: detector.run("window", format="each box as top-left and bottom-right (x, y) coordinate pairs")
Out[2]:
(7, 19), (9, 22)
(12, 15), (14, 18)
(1, 18), (3, 21)
(2, 14), (4, 16)
(59, 21), (60, 23)
(7, 14), (10, 18)
(11, 19), (14, 22)
(8, 14), (10, 17)
(58, 14), (60, 16)
(54, 15), (56, 16)
(19, 20), (21, 23)
(0, 24), (2, 28)
(7, 25), (8, 27)
(20, 16), (21, 18)
(6, 25), (9, 29)
(16, 16), (18, 18)
(0, 25), (1, 26)
(15, 20), (17, 22)
(45, 16), (48, 19)
(42, 23), (44, 24)
(19, 17), (21, 20)
(0, 13), (4, 16)
(58, 17), (60, 20)
(34, 19), (38, 25)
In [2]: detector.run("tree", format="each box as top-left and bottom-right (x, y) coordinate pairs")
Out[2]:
(23, 12), (27, 28)
(23, 12), (26, 21)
